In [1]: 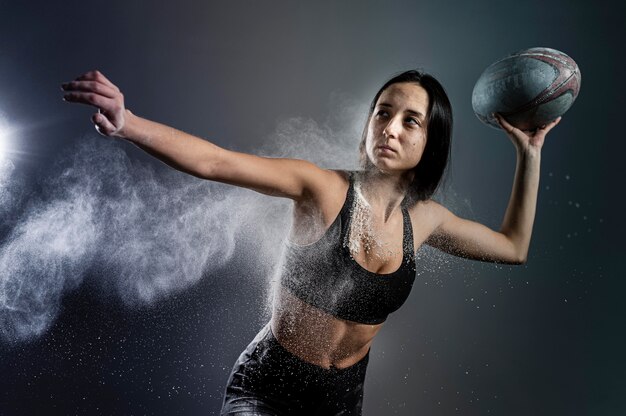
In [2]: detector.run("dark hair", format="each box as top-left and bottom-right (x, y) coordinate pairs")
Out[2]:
(359, 70), (452, 203)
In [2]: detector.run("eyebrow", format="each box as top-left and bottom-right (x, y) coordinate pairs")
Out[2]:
(378, 102), (426, 119)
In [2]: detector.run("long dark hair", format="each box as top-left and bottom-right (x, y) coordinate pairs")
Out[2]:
(359, 70), (452, 204)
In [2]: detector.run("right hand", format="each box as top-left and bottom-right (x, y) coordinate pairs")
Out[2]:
(62, 70), (127, 138)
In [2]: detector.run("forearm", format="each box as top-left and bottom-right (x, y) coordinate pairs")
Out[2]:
(499, 148), (541, 262)
(120, 110), (220, 179)
(117, 110), (319, 200)
(427, 115), (559, 265)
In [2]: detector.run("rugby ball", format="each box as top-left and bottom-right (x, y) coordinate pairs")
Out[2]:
(472, 47), (581, 130)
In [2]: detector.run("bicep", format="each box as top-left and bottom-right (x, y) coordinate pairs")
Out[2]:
(426, 204), (524, 264)
(202, 147), (330, 200)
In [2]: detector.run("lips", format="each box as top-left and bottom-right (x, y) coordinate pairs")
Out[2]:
(377, 144), (396, 153)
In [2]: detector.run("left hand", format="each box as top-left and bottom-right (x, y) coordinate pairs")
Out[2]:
(494, 113), (561, 155)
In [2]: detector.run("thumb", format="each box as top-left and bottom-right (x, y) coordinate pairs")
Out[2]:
(92, 112), (117, 137)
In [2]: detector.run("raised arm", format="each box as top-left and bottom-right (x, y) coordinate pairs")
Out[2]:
(62, 70), (331, 200)
(425, 114), (561, 264)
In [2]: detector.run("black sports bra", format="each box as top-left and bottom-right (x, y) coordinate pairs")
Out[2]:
(280, 172), (416, 325)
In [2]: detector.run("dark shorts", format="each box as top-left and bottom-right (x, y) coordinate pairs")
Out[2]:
(220, 323), (369, 416)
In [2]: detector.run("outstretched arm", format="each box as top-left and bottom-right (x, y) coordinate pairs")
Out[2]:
(62, 70), (332, 200)
(425, 114), (561, 264)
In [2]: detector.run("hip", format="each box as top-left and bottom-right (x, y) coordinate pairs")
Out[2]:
(221, 323), (369, 415)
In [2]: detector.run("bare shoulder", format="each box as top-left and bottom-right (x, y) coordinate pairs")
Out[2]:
(291, 169), (351, 241)
(305, 169), (350, 206)
(407, 199), (449, 232)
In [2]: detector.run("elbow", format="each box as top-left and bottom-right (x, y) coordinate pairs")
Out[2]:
(510, 250), (528, 265)
(197, 150), (224, 180)
(496, 244), (527, 265)
(503, 236), (528, 265)
(192, 143), (225, 180)
(511, 256), (527, 265)
(198, 159), (217, 180)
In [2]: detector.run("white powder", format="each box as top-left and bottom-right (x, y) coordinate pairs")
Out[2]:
(347, 176), (401, 263)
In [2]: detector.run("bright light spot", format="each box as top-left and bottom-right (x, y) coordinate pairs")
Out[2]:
(0, 115), (11, 160)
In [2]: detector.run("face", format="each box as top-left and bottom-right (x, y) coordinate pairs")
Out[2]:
(364, 82), (429, 175)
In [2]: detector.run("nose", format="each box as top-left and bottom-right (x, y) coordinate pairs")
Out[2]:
(383, 117), (401, 139)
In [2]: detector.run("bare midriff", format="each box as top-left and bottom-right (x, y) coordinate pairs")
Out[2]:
(271, 287), (383, 370)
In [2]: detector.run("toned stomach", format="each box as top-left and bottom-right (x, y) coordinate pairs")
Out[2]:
(271, 287), (383, 370)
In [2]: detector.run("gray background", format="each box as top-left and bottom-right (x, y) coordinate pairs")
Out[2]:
(1, 0), (624, 415)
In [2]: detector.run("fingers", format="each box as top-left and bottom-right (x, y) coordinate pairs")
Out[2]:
(494, 113), (517, 134)
(75, 70), (119, 91)
(62, 91), (118, 111)
(61, 80), (118, 99)
(495, 113), (562, 136)
(62, 71), (125, 117)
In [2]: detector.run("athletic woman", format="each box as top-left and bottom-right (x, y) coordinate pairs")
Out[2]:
(62, 69), (560, 415)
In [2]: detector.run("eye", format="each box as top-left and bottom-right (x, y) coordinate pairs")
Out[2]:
(405, 117), (421, 127)
(375, 109), (389, 118)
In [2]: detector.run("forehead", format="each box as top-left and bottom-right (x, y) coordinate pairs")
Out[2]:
(376, 82), (429, 115)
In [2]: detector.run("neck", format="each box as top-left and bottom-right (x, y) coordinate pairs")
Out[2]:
(357, 168), (413, 222)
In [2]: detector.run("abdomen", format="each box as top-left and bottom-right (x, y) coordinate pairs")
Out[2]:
(271, 287), (382, 369)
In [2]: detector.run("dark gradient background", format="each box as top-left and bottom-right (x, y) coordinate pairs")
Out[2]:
(1, 1), (625, 415)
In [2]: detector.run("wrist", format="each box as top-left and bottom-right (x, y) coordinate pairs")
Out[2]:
(516, 146), (541, 161)
(117, 109), (136, 140)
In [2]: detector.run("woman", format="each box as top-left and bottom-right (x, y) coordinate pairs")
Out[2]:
(62, 69), (560, 415)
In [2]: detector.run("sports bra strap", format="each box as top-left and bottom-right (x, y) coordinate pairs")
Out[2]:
(401, 207), (415, 259)
(340, 173), (356, 246)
